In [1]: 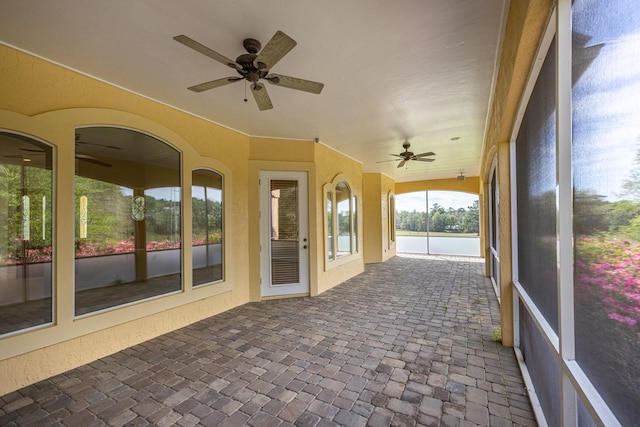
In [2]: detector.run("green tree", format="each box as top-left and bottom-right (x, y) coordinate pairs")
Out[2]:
(74, 176), (132, 244)
(622, 150), (640, 201)
(430, 211), (457, 232)
(1, 164), (53, 263)
(574, 190), (609, 235)
(461, 200), (480, 234)
(608, 200), (640, 233)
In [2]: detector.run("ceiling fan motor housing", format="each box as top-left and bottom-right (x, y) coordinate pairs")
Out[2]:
(234, 52), (268, 82)
(243, 38), (261, 54)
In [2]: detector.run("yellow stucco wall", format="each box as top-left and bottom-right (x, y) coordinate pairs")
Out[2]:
(478, 0), (555, 346)
(362, 173), (396, 264)
(395, 177), (480, 195)
(0, 44), (372, 394)
(314, 143), (364, 294)
(0, 44), (253, 395)
(250, 137), (315, 162)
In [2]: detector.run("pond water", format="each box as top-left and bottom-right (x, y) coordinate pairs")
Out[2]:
(396, 235), (480, 256)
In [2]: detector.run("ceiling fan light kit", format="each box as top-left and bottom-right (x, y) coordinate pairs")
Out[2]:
(174, 30), (324, 111)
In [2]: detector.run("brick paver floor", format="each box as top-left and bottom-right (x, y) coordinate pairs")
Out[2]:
(0, 254), (537, 426)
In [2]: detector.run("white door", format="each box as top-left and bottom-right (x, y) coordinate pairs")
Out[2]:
(260, 171), (309, 297)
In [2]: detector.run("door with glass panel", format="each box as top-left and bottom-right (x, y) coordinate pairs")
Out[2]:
(259, 171), (309, 297)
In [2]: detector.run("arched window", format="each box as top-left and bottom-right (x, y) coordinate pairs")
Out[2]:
(0, 131), (54, 335)
(325, 179), (358, 262)
(388, 192), (396, 246)
(192, 169), (223, 286)
(74, 127), (181, 315)
(326, 191), (333, 260)
(336, 182), (351, 257)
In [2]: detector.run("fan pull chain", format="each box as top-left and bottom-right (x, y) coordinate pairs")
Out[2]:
(244, 80), (248, 103)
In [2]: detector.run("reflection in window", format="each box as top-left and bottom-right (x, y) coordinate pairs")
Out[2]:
(388, 193), (395, 245)
(516, 37), (558, 332)
(352, 195), (358, 253)
(326, 192), (333, 260)
(0, 132), (53, 335)
(514, 37), (560, 425)
(572, 1), (640, 424)
(192, 169), (223, 286)
(336, 182), (351, 257)
(74, 127), (181, 315)
(326, 181), (358, 262)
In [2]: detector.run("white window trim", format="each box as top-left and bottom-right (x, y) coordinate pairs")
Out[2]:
(509, 3), (624, 426)
(323, 176), (359, 270)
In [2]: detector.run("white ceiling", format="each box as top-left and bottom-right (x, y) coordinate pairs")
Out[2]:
(0, 0), (507, 183)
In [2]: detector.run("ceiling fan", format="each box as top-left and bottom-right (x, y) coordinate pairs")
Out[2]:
(75, 134), (121, 151)
(377, 140), (435, 168)
(174, 30), (324, 111)
(2, 148), (112, 168)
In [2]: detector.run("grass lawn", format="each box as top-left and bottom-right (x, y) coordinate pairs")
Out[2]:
(396, 230), (479, 238)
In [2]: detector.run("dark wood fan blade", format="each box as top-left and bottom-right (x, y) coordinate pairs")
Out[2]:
(188, 77), (243, 92)
(254, 31), (296, 70)
(412, 157), (435, 162)
(174, 35), (239, 69)
(413, 151), (435, 158)
(397, 160), (407, 168)
(266, 74), (324, 94)
(76, 141), (121, 150)
(376, 159), (402, 163)
(75, 154), (112, 168)
(251, 82), (273, 111)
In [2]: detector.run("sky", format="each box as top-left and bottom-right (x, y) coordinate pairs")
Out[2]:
(396, 191), (478, 213)
(571, 23), (640, 202)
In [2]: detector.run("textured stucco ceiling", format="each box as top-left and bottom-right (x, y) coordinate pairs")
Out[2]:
(0, 0), (507, 183)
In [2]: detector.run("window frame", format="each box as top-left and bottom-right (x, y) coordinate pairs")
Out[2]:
(0, 130), (55, 337)
(191, 168), (224, 287)
(73, 126), (183, 317)
(509, 3), (625, 425)
(388, 191), (396, 248)
(323, 176), (359, 268)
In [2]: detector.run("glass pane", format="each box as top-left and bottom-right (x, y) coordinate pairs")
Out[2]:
(427, 191), (480, 256)
(74, 127), (181, 315)
(490, 168), (498, 250)
(515, 38), (558, 332)
(0, 132), (53, 335)
(270, 180), (299, 285)
(352, 195), (358, 252)
(388, 194), (395, 243)
(326, 192), (333, 260)
(192, 169), (223, 286)
(520, 302), (561, 426)
(336, 182), (351, 257)
(395, 191), (427, 254)
(572, 2), (640, 424)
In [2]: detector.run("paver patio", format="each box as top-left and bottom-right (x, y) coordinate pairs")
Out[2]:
(0, 254), (536, 426)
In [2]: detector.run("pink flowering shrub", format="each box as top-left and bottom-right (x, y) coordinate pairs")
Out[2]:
(75, 240), (136, 258)
(1, 246), (53, 265)
(0, 238), (183, 265)
(575, 237), (640, 327)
